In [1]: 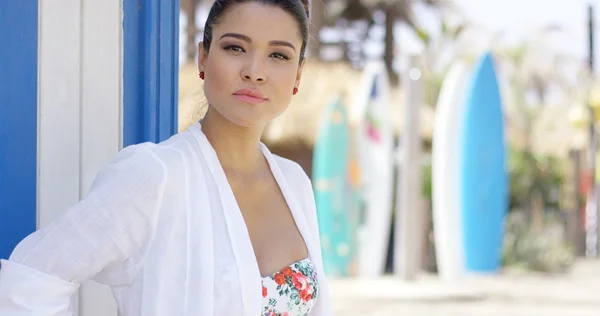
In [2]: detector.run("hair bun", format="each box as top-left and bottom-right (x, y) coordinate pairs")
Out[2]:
(300, 0), (310, 19)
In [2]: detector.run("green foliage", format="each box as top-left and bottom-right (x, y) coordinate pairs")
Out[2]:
(423, 72), (444, 107)
(502, 147), (573, 273)
(502, 212), (575, 273)
(422, 159), (432, 200)
(507, 146), (565, 211)
(414, 27), (431, 44)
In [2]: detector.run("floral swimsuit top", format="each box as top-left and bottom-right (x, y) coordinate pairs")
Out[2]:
(261, 258), (319, 316)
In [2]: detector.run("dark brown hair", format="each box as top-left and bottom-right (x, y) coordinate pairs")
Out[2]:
(202, 0), (310, 64)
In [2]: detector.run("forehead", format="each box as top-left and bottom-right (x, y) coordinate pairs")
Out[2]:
(214, 2), (303, 44)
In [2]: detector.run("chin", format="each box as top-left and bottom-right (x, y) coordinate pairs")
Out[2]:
(215, 104), (287, 129)
(219, 107), (269, 128)
(227, 116), (263, 128)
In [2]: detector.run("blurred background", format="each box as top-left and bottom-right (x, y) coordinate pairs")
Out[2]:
(176, 1), (600, 315)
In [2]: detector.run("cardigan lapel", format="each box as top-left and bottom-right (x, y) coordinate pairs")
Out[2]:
(186, 124), (216, 315)
(192, 123), (262, 316)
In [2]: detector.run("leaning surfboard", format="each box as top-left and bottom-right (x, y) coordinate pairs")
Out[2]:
(312, 96), (352, 276)
(459, 52), (508, 273)
(345, 125), (362, 276)
(432, 60), (472, 281)
(354, 61), (395, 277)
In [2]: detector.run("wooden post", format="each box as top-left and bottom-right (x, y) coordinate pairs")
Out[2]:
(586, 2), (599, 258)
(566, 150), (584, 255)
(395, 55), (424, 280)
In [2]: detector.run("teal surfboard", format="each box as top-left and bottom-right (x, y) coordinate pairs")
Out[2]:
(312, 96), (352, 277)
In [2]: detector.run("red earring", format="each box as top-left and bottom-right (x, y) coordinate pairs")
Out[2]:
(293, 87), (299, 95)
(199, 71), (205, 80)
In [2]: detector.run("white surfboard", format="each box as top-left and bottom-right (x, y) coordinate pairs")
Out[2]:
(354, 61), (395, 277)
(431, 60), (471, 281)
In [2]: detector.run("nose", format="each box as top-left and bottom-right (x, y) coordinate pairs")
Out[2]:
(241, 55), (267, 83)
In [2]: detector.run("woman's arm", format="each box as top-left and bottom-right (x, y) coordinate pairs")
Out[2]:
(0, 143), (169, 315)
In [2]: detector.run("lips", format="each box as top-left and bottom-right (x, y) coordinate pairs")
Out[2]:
(233, 88), (267, 104)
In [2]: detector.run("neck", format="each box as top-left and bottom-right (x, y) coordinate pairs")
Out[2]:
(200, 107), (266, 174)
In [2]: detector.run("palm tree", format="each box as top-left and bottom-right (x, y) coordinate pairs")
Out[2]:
(336, 0), (445, 85)
(420, 16), (473, 107)
(181, 0), (202, 63)
(307, 0), (330, 59)
(500, 27), (586, 146)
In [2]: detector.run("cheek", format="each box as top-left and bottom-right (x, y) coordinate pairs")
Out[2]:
(204, 61), (233, 101)
(273, 67), (299, 94)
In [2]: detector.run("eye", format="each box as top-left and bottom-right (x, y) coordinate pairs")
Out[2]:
(223, 45), (245, 53)
(270, 52), (290, 60)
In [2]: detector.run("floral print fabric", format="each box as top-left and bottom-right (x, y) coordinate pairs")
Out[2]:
(261, 258), (318, 316)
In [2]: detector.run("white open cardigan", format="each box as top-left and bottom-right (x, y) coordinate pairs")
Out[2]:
(0, 122), (333, 316)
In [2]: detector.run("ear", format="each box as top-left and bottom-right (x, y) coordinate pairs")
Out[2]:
(295, 59), (306, 88)
(198, 41), (208, 72)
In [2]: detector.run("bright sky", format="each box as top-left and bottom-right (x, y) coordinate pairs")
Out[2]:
(452, 0), (596, 62)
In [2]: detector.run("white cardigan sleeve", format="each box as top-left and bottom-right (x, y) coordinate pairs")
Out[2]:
(0, 143), (169, 315)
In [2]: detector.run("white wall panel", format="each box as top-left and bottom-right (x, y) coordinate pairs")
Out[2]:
(78, 1), (123, 315)
(39, 1), (122, 315)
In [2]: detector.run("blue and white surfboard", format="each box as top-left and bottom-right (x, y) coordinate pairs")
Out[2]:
(459, 52), (508, 273)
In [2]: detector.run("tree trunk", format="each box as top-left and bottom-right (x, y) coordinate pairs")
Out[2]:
(307, 0), (325, 60)
(182, 0), (198, 63)
(384, 4), (398, 86)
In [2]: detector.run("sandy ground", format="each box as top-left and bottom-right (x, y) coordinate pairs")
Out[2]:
(328, 259), (600, 315)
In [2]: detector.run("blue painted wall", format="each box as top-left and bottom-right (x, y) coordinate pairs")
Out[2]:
(0, 1), (39, 260)
(123, 0), (180, 146)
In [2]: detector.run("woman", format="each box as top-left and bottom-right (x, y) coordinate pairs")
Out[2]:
(0, 0), (333, 315)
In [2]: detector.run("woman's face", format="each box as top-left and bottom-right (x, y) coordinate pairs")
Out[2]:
(198, 2), (305, 128)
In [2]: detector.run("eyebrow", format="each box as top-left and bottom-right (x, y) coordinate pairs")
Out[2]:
(219, 32), (297, 51)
